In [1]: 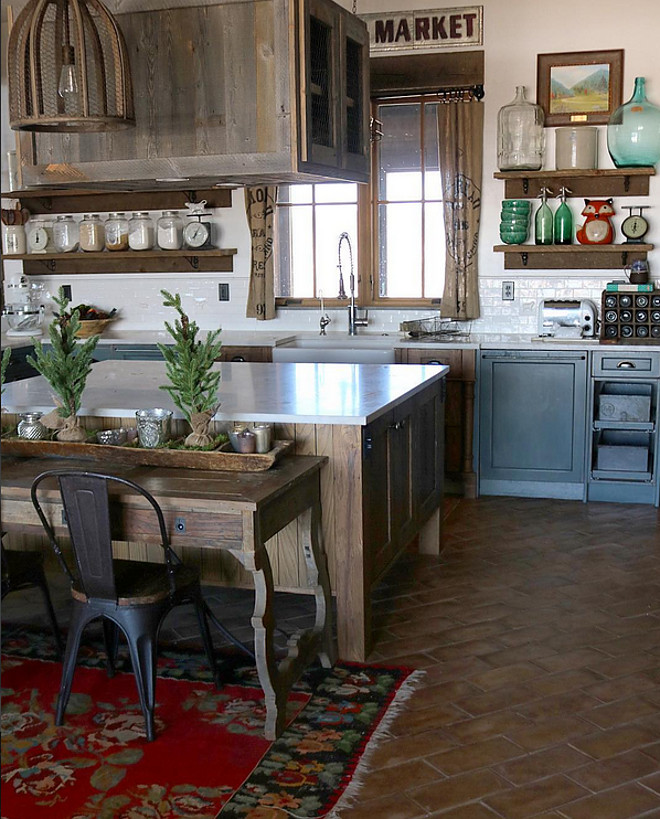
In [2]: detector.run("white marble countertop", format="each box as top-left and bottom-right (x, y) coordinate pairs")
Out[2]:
(3, 327), (656, 353)
(2, 359), (449, 426)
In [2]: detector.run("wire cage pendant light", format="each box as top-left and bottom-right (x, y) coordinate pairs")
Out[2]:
(8, 0), (135, 132)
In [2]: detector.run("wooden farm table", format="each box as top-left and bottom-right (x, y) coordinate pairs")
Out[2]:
(0, 453), (335, 740)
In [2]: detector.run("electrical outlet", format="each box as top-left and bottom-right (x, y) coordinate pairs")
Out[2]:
(62, 284), (72, 301)
(218, 283), (230, 301)
(502, 281), (515, 301)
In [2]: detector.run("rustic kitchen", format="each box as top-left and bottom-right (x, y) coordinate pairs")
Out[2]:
(1, 0), (659, 816)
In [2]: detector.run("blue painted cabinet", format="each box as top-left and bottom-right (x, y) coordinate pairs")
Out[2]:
(478, 350), (588, 500)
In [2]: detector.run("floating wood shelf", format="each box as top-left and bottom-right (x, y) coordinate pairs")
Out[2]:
(1, 187), (234, 215)
(14, 249), (237, 275)
(493, 244), (653, 270)
(494, 168), (654, 199)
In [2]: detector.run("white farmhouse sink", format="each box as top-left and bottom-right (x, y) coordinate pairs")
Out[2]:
(272, 336), (397, 364)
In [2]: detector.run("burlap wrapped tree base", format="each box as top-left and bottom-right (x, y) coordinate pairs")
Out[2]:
(41, 408), (87, 442)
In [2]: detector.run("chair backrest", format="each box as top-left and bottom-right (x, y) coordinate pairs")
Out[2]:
(31, 470), (175, 602)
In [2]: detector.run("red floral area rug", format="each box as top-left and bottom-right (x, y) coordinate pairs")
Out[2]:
(1, 627), (423, 818)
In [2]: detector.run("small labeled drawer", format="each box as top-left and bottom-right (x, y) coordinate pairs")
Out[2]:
(592, 350), (660, 378)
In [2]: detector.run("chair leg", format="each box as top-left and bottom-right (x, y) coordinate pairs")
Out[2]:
(194, 594), (220, 687)
(121, 607), (163, 742)
(56, 603), (95, 726)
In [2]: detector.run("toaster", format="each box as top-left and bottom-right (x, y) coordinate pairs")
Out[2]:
(538, 299), (597, 338)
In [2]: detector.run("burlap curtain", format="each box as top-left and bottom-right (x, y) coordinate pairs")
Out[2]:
(244, 186), (277, 320)
(437, 101), (483, 320)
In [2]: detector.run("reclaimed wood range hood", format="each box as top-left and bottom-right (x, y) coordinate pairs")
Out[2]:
(12, 0), (370, 190)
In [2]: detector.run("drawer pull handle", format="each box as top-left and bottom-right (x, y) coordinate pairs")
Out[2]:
(616, 361), (636, 369)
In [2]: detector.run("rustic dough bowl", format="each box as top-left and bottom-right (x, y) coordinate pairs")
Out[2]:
(75, 318), (114, 338)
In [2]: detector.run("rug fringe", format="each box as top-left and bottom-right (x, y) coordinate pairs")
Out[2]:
(324, 668), (426, 818)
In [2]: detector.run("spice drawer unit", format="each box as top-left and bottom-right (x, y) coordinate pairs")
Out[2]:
(592, 350), (660, 378)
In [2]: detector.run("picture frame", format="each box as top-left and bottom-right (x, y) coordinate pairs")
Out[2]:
(536, 49), (624, 126)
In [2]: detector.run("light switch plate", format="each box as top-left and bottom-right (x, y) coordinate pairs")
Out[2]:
(218, 283), (230, 301)
(502, 281), (515, 301)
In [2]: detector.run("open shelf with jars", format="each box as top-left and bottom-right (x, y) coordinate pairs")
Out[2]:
(1, 187), (236, 275)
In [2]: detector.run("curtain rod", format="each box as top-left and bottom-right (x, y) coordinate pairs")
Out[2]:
(436, 84), (484, 102)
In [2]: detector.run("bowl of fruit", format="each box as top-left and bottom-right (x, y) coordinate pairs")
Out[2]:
(71, 304), (118, 338)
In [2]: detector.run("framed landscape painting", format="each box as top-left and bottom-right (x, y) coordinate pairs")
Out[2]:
(537, 49), (624, 126)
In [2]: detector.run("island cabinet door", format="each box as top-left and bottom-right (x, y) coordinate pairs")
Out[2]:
(362, 405), (415, 583)
(411, 382), (445, 525)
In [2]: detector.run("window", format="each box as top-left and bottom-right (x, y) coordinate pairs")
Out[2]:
(275, 183), (359, 302)
(373, 96), (444, 302)
(275, 96), (445, 306)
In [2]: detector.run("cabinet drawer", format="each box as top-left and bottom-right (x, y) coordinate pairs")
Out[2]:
(592, 350), (660, 377)
(398, 347), (475, 379)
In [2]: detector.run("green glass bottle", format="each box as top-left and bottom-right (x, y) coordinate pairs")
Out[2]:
(535, 186), (553, 245)
(554, 186), (573, 245)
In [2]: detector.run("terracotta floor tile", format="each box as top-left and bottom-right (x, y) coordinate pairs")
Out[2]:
(339, 792), (426, 819)
(559, 782), (660, 819)
(506, 716), (594, 751)
(586, 695), (660, 729)
(428, 803), (501, 818)
(493, 744), (592, 786)
(483, 774), (589, 818)
(391, 703), (468, 736)
(569, 724), (660, 760)
(444, 711), (533, 744)
(410, 769), (510, 814)
(427, 736), (525, 776)
(568, 748), (660, 791)
(466, 662), (544, 691)
(517, 690), (602, 722)
(643, 772), (660, 795)
(367, 730), (456, 769)
(584, 672), (660, 704)
(355, 759), (442, 801)
(533, 647), (611, 674)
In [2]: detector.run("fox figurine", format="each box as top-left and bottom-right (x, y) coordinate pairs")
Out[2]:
(576, 198), (615, 245)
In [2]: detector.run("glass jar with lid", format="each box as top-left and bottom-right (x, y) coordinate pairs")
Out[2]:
(79, 214), (105, 252)
(105, 212), (129, 251)
(157, 210), (183, 250)
(52, 214), (79, 253)
(128, 212), (155, 250)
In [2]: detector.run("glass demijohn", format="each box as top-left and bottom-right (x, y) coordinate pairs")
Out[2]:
(607, 77), (660, 168)
(497, 86), (545, 171)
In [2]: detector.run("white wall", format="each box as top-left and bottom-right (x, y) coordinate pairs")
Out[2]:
(2, 0), (659, 335)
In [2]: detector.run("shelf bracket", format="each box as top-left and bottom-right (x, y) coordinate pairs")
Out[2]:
(44, 259), (57, 272)
(621, 251), (628, 266)
(522, 178), (529, 195)
(521, 252), (528, 267)
(186, 190), (198, 204)
(185, 255), (200, 270)
(624, 175), (631, 193)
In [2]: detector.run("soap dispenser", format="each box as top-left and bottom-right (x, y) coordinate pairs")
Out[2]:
(535, 186), (554, 245)
(554, 186), (573, 245)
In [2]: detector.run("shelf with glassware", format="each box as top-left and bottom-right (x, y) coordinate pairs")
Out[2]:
(1, 187), (236, 275)
(493, 168), (654, 270)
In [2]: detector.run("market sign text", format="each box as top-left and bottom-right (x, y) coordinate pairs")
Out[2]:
(362, 7), (483, 54)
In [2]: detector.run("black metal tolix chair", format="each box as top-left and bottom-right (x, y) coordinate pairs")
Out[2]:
(1, 541), (65, 659)
(31, 469), (218, 742)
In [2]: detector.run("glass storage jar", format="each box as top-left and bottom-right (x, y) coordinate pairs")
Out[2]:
(128, 212), (155, 250)
(607, 77), (660, 168)
(497, 86), (544, 171)
(157, 211), (183, 250)
(104, 212), (129, 251)
(52, 214), (79, 253)
(79, 214), (105, 252)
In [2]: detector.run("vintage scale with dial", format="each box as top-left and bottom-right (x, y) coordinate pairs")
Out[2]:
(183, 200), (214, 250)
(621, 205), (650, 244)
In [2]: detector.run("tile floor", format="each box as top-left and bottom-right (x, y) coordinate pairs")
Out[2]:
(2, 495), (660, 818)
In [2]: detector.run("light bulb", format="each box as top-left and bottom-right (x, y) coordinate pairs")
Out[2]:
(58, 63), (78, 102)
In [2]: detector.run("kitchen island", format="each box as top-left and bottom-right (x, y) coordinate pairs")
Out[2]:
(2, 359), (448, 661)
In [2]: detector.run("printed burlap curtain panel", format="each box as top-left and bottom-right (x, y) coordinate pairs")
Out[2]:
(245, 186), (277, 320)
(436, 100), (483, 320)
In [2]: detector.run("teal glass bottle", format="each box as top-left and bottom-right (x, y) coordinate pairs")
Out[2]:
(554, 187), (573, 245)
(607, 77), (660, 168)
(535, 187), (553, 245)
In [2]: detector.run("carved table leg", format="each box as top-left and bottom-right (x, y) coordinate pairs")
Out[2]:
(299, 504), (336, 667)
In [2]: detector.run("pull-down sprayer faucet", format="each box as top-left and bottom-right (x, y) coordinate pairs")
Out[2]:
(337, 232), (368, 336)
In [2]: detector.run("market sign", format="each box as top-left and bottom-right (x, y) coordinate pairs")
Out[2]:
(361, 6), (483, 54)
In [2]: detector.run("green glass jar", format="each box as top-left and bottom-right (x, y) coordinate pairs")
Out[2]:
(607, 77), (660, 168)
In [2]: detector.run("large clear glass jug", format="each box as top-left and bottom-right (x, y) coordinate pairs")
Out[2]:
(497, 86), (544, 171)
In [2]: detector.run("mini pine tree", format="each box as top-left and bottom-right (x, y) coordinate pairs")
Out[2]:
(27, 287), (100, 441)
(1, 346), (11, 394)
(158, 290), (222, 447)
